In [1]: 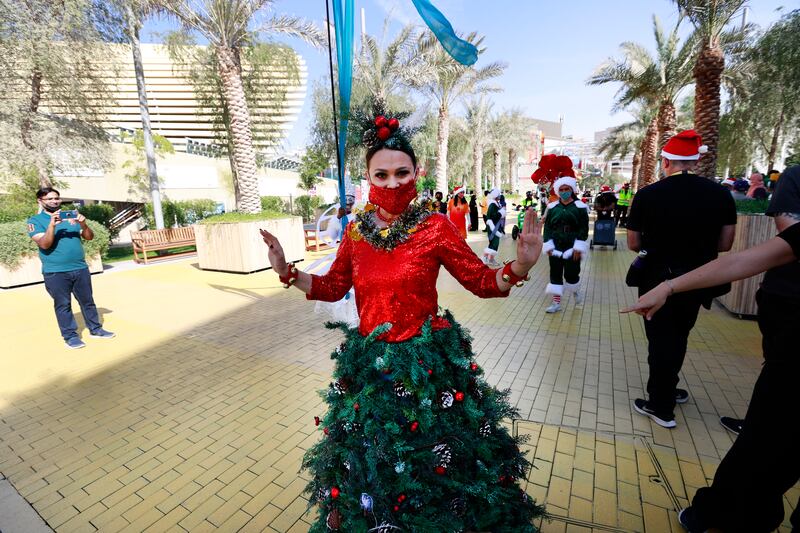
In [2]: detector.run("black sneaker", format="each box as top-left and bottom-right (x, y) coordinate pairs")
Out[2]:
(677, 507), (703, 532)
(675, 388), (689, 404)
(633, 398), (676, 428)
(719, 416), (743, 436)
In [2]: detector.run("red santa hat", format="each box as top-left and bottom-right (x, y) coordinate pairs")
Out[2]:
(661, 130), (709, 160)
(452, 185), (465, 196)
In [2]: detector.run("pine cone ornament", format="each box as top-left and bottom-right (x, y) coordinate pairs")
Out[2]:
(433, 443), (452, 467)
(394, 381), (412, 398)
(374, 522), (400, 532)
(326, 508), (342, 530)
(479, 419), (491, 437)
(450, 497), (466, 517)
(331, 379), (346, 395)
(440, 390), (454, 408)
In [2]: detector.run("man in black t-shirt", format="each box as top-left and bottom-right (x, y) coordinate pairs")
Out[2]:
(626, 130), (736, 428)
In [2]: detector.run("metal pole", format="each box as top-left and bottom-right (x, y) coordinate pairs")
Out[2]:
(325, 0), (345, 210)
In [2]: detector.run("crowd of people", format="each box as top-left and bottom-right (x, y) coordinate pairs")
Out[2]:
(27, 116), (797, 532)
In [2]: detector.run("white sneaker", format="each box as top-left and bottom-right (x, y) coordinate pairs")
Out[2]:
(545, 303), (561, 314)
(573, 291), (584, 306)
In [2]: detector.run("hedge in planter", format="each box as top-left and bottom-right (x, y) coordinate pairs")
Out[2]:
(0, 219), (110, 269)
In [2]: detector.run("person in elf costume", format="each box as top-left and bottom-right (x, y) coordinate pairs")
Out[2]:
(483, 187), (503, 266)
(259, 105), (545, 533)
(540, 156), (590, 313)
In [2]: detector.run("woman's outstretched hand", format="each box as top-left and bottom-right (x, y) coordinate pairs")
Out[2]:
(516, 208), (544, 271)
(259, 229), (288, 276)
(620, 282), (671, 320)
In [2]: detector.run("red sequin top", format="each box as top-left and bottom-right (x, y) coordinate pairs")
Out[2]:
(307, 213), (508, 342)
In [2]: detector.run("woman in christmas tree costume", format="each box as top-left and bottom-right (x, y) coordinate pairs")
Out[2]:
(541, 156), (590, 314)
(260, 110), (546, 532)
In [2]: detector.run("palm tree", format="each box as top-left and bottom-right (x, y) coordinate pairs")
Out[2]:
(491, 109), (530, 192)
(588, 16), (695, 186)
(675, 0), (746, 178)
(409, 31), (505, 194)
(159, 0), (322, 213)
(596, 104), (654, 190)
(355, 22), (416, 110)
(464, 96), (494, 196)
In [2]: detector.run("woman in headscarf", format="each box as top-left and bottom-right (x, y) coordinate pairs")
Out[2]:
(747, 172), (768, 199)
(468, 193), (479, 231)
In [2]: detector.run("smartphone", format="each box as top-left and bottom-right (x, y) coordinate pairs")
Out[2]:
(61, 210), (78, 219)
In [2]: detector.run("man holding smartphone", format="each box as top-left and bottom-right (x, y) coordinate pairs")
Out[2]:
(27, 187), (115, 349)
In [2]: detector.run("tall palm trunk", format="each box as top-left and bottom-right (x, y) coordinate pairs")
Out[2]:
(22, 69), (50, 188)
(657, 102), (677, 154)
(215, 45), (261, 214)
(508, 148), (517, 193)
(471, 142), (483, 197)
(126, 4), (164, 229)
(694, 43), (725, 179)
(630, 150), (642, 191)
(641, 119), (660, 187)
(767, 107), (785, 171)
(493, 148), (501, 189)
(435, 103), (450, 194)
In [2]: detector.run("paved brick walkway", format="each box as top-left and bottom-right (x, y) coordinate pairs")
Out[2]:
(0, 228), (795, 532)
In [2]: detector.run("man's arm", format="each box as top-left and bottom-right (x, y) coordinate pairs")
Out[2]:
(717, 224), (735, 252)
(627, 230), (642, 252)
(77, 213), (94, 241)
(31, 213), (59, 250)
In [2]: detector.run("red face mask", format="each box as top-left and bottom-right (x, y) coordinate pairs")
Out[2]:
(368, 178), (418, 215)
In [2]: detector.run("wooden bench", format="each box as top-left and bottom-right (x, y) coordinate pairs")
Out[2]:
(131, 227), (196, 264)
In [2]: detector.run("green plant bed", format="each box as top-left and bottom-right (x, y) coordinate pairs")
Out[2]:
(735, 198), (770, 214)
(198, 211), (287, 224)
(0, 219), (109, 269)
(105, 244), (196, 263)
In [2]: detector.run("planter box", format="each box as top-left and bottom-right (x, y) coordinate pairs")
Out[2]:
(716, 213), (776, 317)
(194, 217), (305, 273)
(0, 255), (104, 289)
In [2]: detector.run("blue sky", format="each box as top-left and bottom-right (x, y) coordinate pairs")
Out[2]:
(143, 0), (793, 151)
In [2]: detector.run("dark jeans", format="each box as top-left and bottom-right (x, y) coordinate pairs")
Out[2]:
(614, 205), (628, 226)
(43, 268), (102, 340)
(692, 290), (800, 532)
(549, 255), (581, 285)
(640, 290), (702, 416)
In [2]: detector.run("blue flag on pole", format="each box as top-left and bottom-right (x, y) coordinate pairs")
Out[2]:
(411, 0), (478, 66)
(332, 0), (354, 210)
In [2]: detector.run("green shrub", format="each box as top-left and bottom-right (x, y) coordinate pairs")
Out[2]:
(0, 219), (110, 269)
(294, 195), (321, 222)
(261, 196), (288, 213)
(199, 211), (287, 224)
(79, 203), (116, 237)
(0, 195), (37, 223)
(735, 199), (770, 214)
(143, 199), (219, 227)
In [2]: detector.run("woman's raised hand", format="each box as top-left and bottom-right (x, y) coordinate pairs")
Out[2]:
(516, 208), (544, 270)
(259, 229), (288, 276)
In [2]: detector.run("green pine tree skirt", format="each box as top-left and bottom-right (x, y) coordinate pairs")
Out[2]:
(303, 312), (546, 532)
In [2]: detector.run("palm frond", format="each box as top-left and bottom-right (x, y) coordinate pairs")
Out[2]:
(256, 15), (325, 49)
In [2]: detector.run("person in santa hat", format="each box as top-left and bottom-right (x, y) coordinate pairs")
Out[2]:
(483, 187), (503, 265)
(626, 129), (737, 429)
(594, 184), (617, 221)
(447, 185), (470, 239)
(541, 155), (590, 313)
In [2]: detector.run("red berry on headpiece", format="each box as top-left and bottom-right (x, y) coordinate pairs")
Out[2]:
(388, 117), (400, 131)
(377, 127), (391, 141)
(375, 115), (388, 128)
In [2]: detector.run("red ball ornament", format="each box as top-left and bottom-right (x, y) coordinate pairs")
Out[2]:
(388, 117), (400, 131)
(353, 402), (360, 411)
(410, 421), (419, 432)
(455, 391), (465, 402)
(382, 368), (391, 374)
(314, 416), (321, 426)
(427, 369), (433, 376)
(375, 115), (388, 128)
(418, 359), (424, 364)
(331, 486), (340, 499)
(393, 505), (400, 512)
(377, 127), (391, 141)
(399, 494), (406, 502)
(470, 362), (479, 372)
(323, 427), (329, 435)
(435, 465), (447, 475)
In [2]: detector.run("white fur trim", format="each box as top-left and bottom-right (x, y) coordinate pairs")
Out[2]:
(564, 282), (580, 294)
(561, 248), (574, 260)
(553, 176), (578, 194)
(575, 200), (590, 211)
(483, 247), (497, 256)
(486, 188), (501, 202)
(573, 240), (589, 254)
(547, 200), (559, 210)
(486, 219), (495, 231)
(661, 149), (700, 161)
(546, 283), (563, 296)
(542, 239), (556, 254)
(698, 145), (708, 154)
(551, 250), (563, 258)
